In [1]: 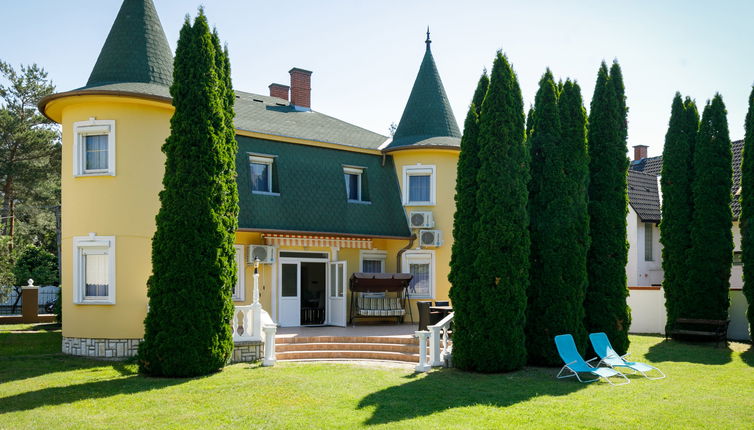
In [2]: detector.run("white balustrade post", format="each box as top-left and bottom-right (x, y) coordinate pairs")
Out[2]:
(232, 308), (240, 341)
(415, 330), (430, 372)
(262, 324), (277, 366)
(251, 258), (262, 339)
(429, 325), (443, 367)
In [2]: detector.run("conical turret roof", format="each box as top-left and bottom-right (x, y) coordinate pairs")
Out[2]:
(384, 31), (461, 152)
(85, 0), (173, 88)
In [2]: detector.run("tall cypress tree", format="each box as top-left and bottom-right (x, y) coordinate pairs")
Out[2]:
(660, 93), (698, 327)
(526, 73), (590, 365)
(468, 51), (528, 372)
(686, 95), (733, 320)
(449, 71), (488, 370)
(741, 87), (754, 333)
(139, 11), (238, 377)
(584, 62), (631, 355)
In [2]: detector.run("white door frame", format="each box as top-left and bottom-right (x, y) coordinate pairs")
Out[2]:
(327, 260), (348, 327)
(277, 251), (330, 327)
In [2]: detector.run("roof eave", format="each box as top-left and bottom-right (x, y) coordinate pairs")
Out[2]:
(39, 89), (172, 122)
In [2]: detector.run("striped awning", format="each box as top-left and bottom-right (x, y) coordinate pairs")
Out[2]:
(263, 234), (373, 249)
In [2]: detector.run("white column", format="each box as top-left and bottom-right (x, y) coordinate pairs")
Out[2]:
(415, 330), (430, 372)
(262, 324), (277, 366)
(429, 325), (442, 367)
(251, 258), (262, 339)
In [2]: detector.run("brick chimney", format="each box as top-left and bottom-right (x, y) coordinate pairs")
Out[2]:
(289, 67), (312, 109)
(633, 145), (648, 161)
(269, 83), (289, 101)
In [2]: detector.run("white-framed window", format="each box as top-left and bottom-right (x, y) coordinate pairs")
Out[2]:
(403, 164), (436, 206)
(233, 245), (245, 301)
(644, 223), (653, 261)
(250, 155), (275, 194)
(402, 250), (434, 299)
(344, 166), (364, 201)
(360, 250), (386, 273)
(73, 234), (115, 304)
(73, 118), (116, 177)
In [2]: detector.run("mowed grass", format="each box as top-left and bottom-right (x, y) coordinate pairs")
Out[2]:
(0, 325), (752, 429)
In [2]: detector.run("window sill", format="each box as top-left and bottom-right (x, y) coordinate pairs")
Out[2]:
(348, 200), (371, 205)
(74, 171), (115, 178)
(252, 191), (280, 196)
(74, 299), (115, 305)
(404, 202), (435, 207)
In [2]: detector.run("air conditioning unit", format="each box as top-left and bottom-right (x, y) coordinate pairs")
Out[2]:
(419, 229), (442, 247)
(409, 211), (434, 228)
(248, 245), (275, 264)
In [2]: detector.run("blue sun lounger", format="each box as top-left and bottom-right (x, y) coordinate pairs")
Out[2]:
(589, 332), (666, 380)
(554, 334), (629, 385)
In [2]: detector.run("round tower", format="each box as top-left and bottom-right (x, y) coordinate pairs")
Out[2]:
(39, 0), (174, 358)
(383, 31), (461, 305)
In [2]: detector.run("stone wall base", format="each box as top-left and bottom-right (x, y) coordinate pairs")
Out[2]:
(62, 336), (264, 362)
(232, 340), (263, 363)
(63, 336), (142, 359)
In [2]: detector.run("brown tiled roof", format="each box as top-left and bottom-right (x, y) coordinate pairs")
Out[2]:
(627, 139), (743, 219)
(629, 155), (663, 176)
(627, 170), (661, 223)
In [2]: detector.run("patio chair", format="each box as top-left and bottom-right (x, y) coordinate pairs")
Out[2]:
(554, 334), (629, 385)
(589, 332), (666, 380)
(434, 300), (450, 306)
(417, 301), (441, 331)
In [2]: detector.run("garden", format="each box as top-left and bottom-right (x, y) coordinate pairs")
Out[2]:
(1, 324), (752, 429)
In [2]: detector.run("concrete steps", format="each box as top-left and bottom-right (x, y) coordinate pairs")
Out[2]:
(275, 335), (422, 363)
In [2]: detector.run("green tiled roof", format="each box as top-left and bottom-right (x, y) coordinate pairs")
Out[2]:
(385, 36), (461, 151)
(234, 92), (387, 150)
(84, 0), (173, 88)
(236, 135), (411, 238)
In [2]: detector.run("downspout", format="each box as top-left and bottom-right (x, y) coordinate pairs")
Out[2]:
(397, 234), (416, 273)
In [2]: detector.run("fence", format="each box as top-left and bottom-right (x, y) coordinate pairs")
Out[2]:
(0, 286), (59, 315)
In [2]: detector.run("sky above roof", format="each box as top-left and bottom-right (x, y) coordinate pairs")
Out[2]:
(4, 0), (753, 158)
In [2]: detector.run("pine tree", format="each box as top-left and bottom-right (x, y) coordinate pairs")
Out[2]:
(685, 95), (733, 320)
(660, 94), (698, 327)
(741, 87), (754, 334)
(448, 71), (488, 370)
(584, 62), (631, 355)
(526, 75), (590, 365)
(467, 51), (528, 372)
(138, 11), (238, 377)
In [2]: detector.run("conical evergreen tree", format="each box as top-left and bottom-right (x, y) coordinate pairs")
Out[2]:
(139, 11), (238, 377)
(449, 71), (489, 370)
(584, 62), (631, 355)
(741, 87), (754, 333)
(660, 93), (698, 327)
(526, 73), (590, 365)
(467, 51), (529, 372)
(686, 95), (733, 320)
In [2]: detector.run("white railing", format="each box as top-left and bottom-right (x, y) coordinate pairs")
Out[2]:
(233, 258), (277, 366)
(415, 311), (453, 372)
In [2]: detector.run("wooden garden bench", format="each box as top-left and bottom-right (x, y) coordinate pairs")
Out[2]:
(666, 318), (729, 347)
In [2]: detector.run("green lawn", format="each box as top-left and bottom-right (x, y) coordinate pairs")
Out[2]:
(1, 325), (752, 429)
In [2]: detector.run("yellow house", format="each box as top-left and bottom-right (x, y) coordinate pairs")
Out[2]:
(39, 0), (461, 359)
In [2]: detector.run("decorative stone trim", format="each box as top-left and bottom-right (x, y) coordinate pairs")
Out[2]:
(62, 336), (141, 359)
(232, 340), (263, 363)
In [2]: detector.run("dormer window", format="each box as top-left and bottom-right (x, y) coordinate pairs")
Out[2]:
(73, 119), (116, 177)
(344, 166), (363, 201)
(250, 155), (275, 194)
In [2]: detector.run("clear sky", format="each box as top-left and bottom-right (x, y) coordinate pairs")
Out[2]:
(3, 0), (753, 158)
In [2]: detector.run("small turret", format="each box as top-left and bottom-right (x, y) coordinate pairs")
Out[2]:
(384, 30), (461, 152)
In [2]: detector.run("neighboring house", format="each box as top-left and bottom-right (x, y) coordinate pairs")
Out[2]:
(39, 0), (461, 357)
(627, 143), (750, 340)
